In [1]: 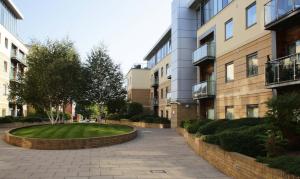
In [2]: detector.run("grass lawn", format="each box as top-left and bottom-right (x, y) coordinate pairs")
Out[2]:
(11, 124), (133, 139)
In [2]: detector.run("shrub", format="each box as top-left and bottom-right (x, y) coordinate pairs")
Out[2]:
(0, 116), (48, 123)
(212, 125), (268, 157)
(129, 114), (171, 124)
(185, 119), (212, 134)
(106, 114), (124, 121)
(198, 118), (265, 135)
(257, 156), (300, 176)
(127, 102), (143, 117)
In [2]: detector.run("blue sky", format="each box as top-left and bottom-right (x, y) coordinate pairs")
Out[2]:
(13, 0), (172, 73)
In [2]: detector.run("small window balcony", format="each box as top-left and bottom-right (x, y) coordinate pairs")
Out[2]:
(193, 42), (216, 66)
(11, 50), (27, 66)
(151, 77), (159, 87)
(266, 53), (300, 88)
(265, 0), (300, 30)
(192, 80), (216, 99)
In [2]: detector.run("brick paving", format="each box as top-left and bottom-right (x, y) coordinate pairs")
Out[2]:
(0, 128), (230, 179)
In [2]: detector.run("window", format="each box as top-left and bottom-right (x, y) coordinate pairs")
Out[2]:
(166, 111), (169, 119)
(5, 38), (8, 49)
(161, 89), (164, 99)
(247, 52), (258, 77)
(166, 64), (169, 75)
(247, 104), (259, 118)
(225, 19), (233, 40)
(165, 87), (169, 97)
(246, 2), (257, 28)
(2, 109), (6, 117)
(3, 84), (7, 96)
(226, 62), (234, 82)
(4, 61), (7, 72)
(161, 67), (164, 77)
(161, 110), (164, 117)
(225, 106), (234, 120)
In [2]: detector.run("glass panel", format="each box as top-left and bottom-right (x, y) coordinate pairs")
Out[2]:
(296, 0), (300, 8)
(226, 63), (234, 81)
(296, 54), (300, 79)
(225, 19), (233, 40)
(266, 62), (278, 84)
(225, 107), (234, 120)
(247, 53), (258, 76)
(247, 105), (259, 118)
(208, 109), (215, 120)
(278, 57), (294, 82)
(277, 0), (294, 18)
(265, 0), (277, 24)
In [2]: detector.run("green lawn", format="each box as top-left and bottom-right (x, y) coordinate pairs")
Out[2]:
(11, 123), (133, 139)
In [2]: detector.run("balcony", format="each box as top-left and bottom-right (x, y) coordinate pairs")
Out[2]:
(265, 0), (300, 30)
(166, 68), (171, 79)
(192, 80), (216, 99)
(11, 50), (27, 66)
(152, 97), (159, 106)
(193, 42), (215, 65)
(151, 77), (159, 87)
(266, 53), (300, 88)
(167, 93), (172, 105)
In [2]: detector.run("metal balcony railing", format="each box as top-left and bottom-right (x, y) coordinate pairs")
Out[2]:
(266, 53), (300, 86)
(264, 0), (300, 26)
(151, 77), (159, 87)
(152, 97), (159, 106)
(193, 42), (216, 65)
(192, 80), (216, 99)
(11, 50), (27, 65)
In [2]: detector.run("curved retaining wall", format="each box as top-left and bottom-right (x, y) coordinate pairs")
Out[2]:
(4, 125), (137, 150)
(106, 119), (170, 129)
(177, 128), (298, 179)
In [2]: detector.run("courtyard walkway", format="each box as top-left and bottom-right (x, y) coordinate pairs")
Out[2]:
(0, 128), (229, 179)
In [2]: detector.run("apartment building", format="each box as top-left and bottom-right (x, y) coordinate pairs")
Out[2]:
(126, 65), (151, 111)
(0, 0), (28, 117)
(127, 0), (300, 127)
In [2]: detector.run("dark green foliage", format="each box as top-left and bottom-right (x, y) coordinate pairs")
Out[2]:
(257, 156), (300, 176)
(129, 114), (170, 124)
(198, 118), (265, 135)
(266, 92), (300, 149)
(0, 116), (49, 124)
(106, 114), (128, 121)
(127, 102), (143, 117)
(182, 119), (212, 134)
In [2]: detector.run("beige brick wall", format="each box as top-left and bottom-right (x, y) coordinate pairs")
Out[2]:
(128, 89), (151, 110)
(216, 33), (273, 119)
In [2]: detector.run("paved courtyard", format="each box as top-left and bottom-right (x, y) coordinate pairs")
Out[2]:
(0, 128), (229, 179)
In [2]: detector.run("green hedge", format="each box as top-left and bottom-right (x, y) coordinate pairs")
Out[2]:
(129, 114), (170, 124)
(198, 118), (266, 135)
(257, 156), (300, 176)
(181, 119), (212, 134)
(0, 116), (49, 124)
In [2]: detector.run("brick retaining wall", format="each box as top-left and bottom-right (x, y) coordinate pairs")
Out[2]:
(177, 128), (299, 179)
(106, 119), (170, 129)
(4, 125), (137, 150)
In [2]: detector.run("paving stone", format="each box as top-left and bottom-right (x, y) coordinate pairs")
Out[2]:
(0, 128), (229, 179)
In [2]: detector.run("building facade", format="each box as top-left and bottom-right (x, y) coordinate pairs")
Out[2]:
(0, 0), (28, 117)
(126, 0), (300, 127)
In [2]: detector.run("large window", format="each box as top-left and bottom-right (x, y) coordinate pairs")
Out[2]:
(246, 2), (257, 28)
(0, 1), (19, 35)
(225, 19), (233, 40)
(247, 104), (259, 118)
(247, 52), (258, 77)
(226, 62), (234, 82)
(147, 39), (172, 68)
(225, 106), (234, 120)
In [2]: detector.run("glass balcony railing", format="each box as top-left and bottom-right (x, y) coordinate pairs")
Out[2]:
(167, 93), (172, 104)
(151, 77), (159, 87)
(193, 42), (216, 64)
(265, 0), (300, 26)
(192, 80), (216, 99)
(266, 53), (300, 86)
(11, 50), (27, 65)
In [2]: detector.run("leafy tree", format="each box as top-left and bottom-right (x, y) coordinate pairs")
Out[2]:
(75, 101), (99, 119)
(127, 102), (143, 117)
(266, 92), (300, 149)
(85, 45), (126, 115)
(9, 39), (83, 124)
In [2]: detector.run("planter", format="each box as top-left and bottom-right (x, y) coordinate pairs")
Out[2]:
(4, 125), (137, 150)
(176, 128), (299, 179)
(106, 119), (170, 129)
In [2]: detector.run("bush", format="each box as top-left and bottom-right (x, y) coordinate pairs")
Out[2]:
(0, 116), (48, 123)
(127, 102), (143, 117)
(205, 124), (268, 157)
(184, 119), (212, 134)
(129, 114), (170, 124)
(106, 114), (124, 121)
(257, 156), (300, 176)
(198, 118), (265, 135)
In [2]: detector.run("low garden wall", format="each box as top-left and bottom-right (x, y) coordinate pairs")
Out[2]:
(106, 119), (170, 129)
(4, 125), (137, 150)
(176, 128), (298, 179)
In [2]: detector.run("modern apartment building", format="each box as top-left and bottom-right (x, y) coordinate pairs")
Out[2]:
(0, 0), (28, 117)
(126, 0), (300, 127)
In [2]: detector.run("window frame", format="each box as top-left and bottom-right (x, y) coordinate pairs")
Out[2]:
(246, 2), (257, 29)
(225, 106), (234, 120)
(247, 104), (259, 118)
(225, 62), (234, 83)
(246, 52), (259, 77)
(225, 18), (233, 41)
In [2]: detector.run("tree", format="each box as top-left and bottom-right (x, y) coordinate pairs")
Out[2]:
(266, 92), (300, 149)
(85, 45), (126, 115)
(75, 101), (100, 119)
(9, 39), (83, 124)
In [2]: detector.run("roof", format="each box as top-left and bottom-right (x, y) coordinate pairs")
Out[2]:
(143, 27), (171, 61)
(3, 0), (24, 19)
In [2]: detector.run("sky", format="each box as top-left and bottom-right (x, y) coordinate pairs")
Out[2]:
(13, 0), (172, 74)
